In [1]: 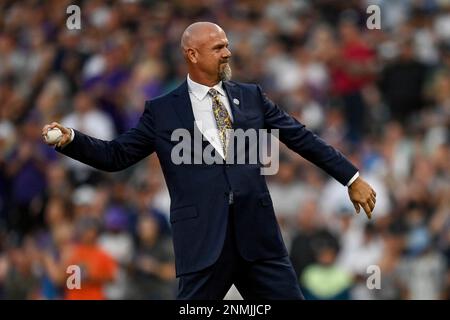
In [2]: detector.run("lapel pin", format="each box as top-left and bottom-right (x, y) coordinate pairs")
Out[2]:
(233, 98), (240, 106)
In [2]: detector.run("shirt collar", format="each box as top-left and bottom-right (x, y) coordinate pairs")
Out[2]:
(187, 74), (226, 101)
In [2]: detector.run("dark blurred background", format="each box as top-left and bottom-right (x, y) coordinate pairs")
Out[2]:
(0, 0), (448, 300)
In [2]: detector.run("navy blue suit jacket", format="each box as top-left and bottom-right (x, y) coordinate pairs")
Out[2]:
(59, 80), (358, 276)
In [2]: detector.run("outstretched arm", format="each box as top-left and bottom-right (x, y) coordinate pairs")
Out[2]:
(259, 86), (376, 219)
(42, 101), (156, 172)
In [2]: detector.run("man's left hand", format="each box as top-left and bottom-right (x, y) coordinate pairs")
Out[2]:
(348, 176), (376, 219)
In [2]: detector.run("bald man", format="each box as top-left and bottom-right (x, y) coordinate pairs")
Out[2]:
(43, 22), (376, 300)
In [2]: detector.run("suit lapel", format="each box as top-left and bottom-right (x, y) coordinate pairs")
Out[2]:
(171, 80), (249, 161)
(223, 81), (247, 130)
(173, 80), (247, 132)
(172, 80), (196, 135)
(171, 80), (213, 153)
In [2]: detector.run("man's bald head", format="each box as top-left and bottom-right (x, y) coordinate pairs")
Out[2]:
(180, 22), (224, 51)
(180, 22), (232, 85)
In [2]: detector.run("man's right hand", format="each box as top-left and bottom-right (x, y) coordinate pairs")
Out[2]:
(42, 122), (72, 148)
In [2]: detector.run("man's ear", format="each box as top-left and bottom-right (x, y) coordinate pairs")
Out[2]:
(187, 48), (198, 64)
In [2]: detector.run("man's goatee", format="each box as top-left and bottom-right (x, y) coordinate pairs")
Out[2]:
(219, 64), (232, 81)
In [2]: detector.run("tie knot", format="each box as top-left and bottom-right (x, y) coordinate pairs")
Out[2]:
(208, 88), (219, 98)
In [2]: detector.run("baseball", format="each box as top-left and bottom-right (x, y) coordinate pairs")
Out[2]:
(45, 128), (63, 144)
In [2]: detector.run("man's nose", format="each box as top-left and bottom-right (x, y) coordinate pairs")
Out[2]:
(223, 47), (231, 58)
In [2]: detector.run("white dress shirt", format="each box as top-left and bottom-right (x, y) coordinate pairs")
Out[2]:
(187, 74), (233, 160)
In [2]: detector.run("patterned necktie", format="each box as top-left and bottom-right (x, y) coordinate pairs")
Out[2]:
(208, 88), (233, 157)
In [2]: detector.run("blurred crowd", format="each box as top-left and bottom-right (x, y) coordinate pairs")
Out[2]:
(0, 0), (449, 300)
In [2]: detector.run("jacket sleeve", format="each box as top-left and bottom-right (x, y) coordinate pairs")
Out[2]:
(258, 85), (358, 186)
(57, 101), (156, 172)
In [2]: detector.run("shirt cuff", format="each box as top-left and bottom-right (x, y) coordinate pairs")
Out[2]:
(55, 128), (75, 150)
(69, 128), (75, 143)
(346, 171), (359, 187)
